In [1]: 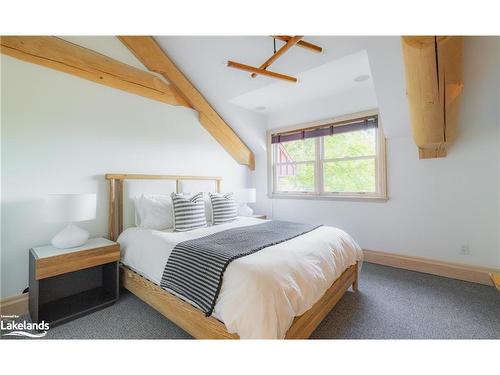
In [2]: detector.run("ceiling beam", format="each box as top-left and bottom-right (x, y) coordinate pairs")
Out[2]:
(273, 36), (323, 53)
(250, 36), (302, 78)
(0, 36), (190, 108)
(401, 36), (464, 159)
(118, 36), (255, 170)
(227, 60), (297, 83)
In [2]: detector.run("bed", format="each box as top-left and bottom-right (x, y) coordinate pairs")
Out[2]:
(106, 173), (363, 339)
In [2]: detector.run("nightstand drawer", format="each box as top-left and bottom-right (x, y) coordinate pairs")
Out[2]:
(35, 244), (120, 280)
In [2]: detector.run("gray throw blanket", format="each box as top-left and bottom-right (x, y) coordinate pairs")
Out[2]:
(160, 220), (321, 316)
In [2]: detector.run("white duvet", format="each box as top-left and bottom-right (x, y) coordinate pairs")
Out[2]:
(118, 217), (363, 339)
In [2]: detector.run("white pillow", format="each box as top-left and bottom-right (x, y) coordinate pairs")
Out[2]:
(134, 194), (173, 230)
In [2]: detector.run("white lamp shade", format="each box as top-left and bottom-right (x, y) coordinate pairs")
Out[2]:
(45, 193), (97, 223)
(235, 188), (256, 203)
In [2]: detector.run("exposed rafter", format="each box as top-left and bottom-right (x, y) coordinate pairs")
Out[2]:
(227, 60), (297, 83)
(0, 36), (189, 108)
(227, 36), (321, 83)
(250, 36), (302, 78)
(118, 36), (255, 170)
(273, 36), (323, 53)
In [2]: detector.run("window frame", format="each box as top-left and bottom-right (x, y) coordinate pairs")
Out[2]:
(267, 109), (388, 201)
(272, 138), (318, 194)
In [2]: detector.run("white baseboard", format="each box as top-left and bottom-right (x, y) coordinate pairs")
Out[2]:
(363, 249), (498, 286)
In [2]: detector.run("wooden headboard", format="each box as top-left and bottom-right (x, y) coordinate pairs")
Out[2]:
(105, 174), (222, 241)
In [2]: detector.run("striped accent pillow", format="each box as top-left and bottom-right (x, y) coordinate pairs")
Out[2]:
(209, 192), (237, 225)
(171, 192), (207, 232)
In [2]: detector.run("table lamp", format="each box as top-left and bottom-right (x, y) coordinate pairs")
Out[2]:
(45, 193), (97, 249)
(235, 188), (256, 216)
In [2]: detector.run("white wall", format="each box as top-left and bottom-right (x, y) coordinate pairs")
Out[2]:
(496, 37), (500, 269)
(253, 36), (500, 269)
(267, 87), (377, 129)
(0, 54), (249, 298)
(1, 36), (499, 299)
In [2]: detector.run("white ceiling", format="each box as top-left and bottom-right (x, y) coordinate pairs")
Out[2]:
(228, 50), (377, 114)
(153, 36), (411, 145)
(74, 36), (411, 153)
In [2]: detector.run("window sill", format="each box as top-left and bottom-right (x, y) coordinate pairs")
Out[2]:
(269, 193), (388, 202)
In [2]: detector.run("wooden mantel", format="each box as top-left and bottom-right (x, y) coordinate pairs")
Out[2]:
(1, 36), (255, 170)
(401, 36), (464, 159)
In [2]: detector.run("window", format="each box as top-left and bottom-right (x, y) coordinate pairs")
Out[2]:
(275, 138), (315, 192)
(268, 112), (387, 200)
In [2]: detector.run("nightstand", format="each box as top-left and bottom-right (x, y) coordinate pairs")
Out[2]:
(29, 238), (120, 327)
(251, 214), (267, 219)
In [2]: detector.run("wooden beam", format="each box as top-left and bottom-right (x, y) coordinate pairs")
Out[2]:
(198, 113), (255, 168)
(250, 36), (302, 78)
(273, 36), (322, 53)
(418, 146), (447, 159)
(401, 36), (464, 159)
(0, 36), (190, 108)
(227, 60), (297, 83)
(118, 36), (255, 170)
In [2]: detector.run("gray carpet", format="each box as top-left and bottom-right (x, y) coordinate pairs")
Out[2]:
(3, 263), (500, 339)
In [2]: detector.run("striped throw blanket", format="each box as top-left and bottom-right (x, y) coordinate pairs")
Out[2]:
(160, 220), (321, 316)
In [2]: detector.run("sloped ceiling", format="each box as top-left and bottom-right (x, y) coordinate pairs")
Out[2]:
(153, 36), (411, 155)
(228, 50), (376, 114)
(62, 36), (411, 157)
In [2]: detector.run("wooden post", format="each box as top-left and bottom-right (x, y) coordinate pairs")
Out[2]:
(352, 262), (359, 292)
(117, 180), (123, 236)
(108, 179), (116, 241)
(401, 36), (464, 158)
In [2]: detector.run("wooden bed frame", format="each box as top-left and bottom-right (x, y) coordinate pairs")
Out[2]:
(106, 173), (359, 339)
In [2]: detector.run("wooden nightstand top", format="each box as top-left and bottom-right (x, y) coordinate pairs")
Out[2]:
(251, 214), (267, 219)
(31, 238), (120, 280)
(31, 237), (116, 259)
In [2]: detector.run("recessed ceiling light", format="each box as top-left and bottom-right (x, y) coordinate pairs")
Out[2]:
(255, 106), (267, 111)
(354, 74), (370, 82)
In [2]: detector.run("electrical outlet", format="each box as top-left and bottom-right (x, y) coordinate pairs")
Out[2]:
(460, 244), (470, 255)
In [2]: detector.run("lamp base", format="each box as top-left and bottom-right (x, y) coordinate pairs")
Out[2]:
(238, 203), (254, 217)
(51, 223), (89, 249)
